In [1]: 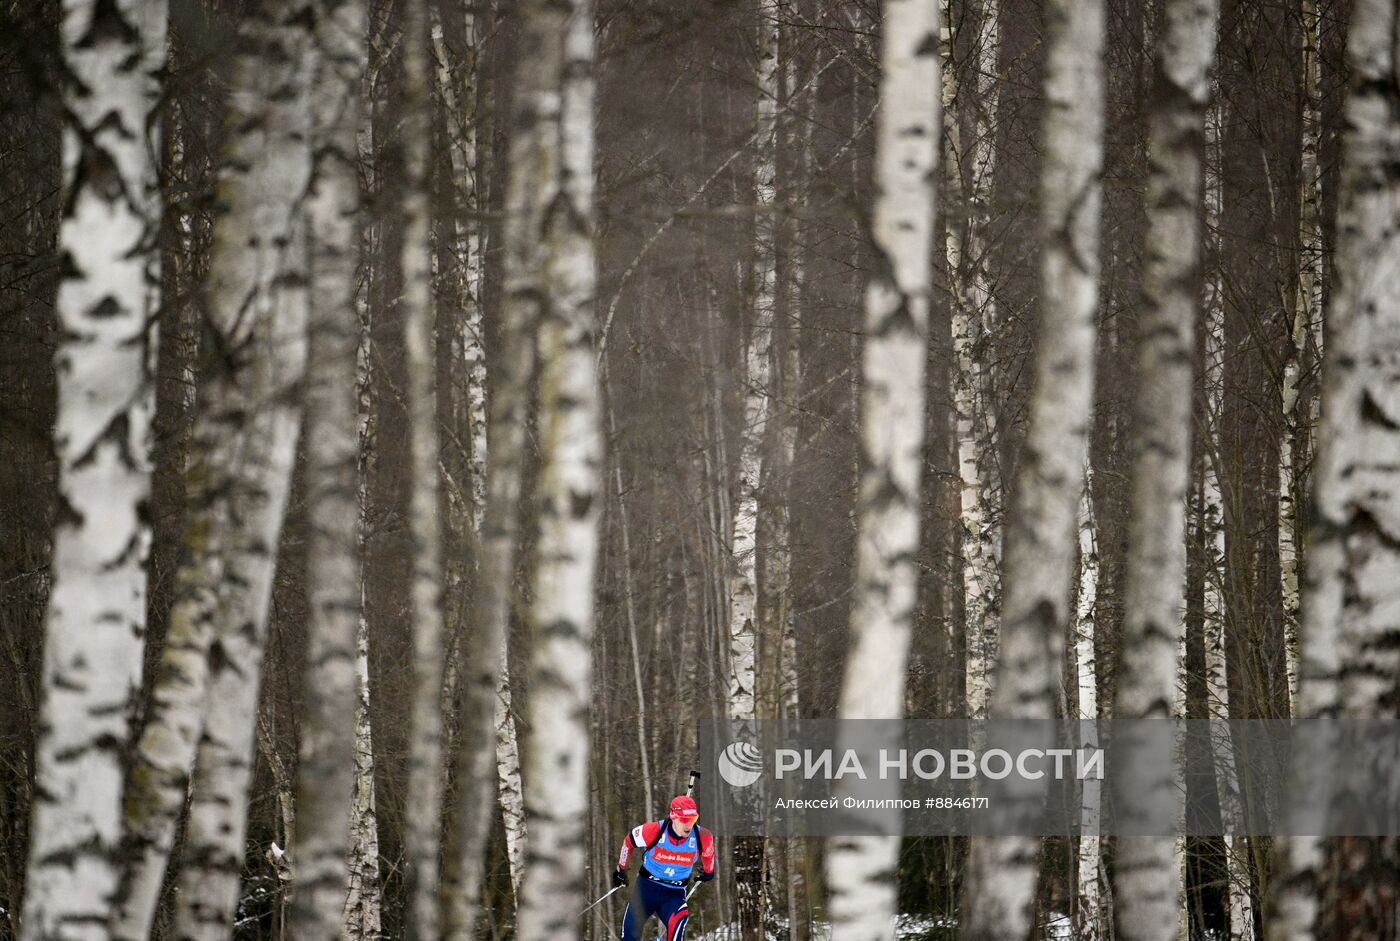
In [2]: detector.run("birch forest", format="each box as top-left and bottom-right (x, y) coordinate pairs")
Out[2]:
(2, 0), (1398, 939)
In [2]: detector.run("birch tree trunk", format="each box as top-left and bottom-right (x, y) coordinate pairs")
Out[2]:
(169, 204), (310, 938)
(606, 393), (655, 815)
(1074, 464), (1104, 941)
(1274, 2), (1400, 935)
(343, 34), (386, 937)
(515, 3), (602, 940)
(397, 0), (447, 935)
(728, 0), (779, 726)
(731, 3), (780, 933)
(427, 0), (474, 791)
(966, 0), (1001, 350)
(1112, 3), (1219, 940)
(111, 5), (317, 937)
(430, 0), (467, 796)
(1201, 93), (1255, 941)
(287, 2), (366, 937)
(450, 1), (530, 887)
(171, 224), (310, 941)
(966, 0), (1004, 662)
(441, 0), (556, 927)
(824, 3), (939, 940)
(343, 609), (383, 939)
(957, 0), (1105, 933)
(482, 252), (527, 904)
(494, 655), (527, 895)
(943, 0), (1003, 726)
(779, 32), (813, 941)
(957, 0), (1002, 722)
(430, 0), (528, 903)
(1280, 0), (1325, 714)
(23, 3), (167, 937)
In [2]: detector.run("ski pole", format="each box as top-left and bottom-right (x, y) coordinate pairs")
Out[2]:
(579, 885), (624, 918)
(684, 770), (703, 903)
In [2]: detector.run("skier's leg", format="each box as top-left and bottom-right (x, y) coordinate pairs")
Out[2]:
(621, 879), (658, 941)
(620, 899), (639, 941)
(656, 887), (689, 941)
(664, 908), (689, 941)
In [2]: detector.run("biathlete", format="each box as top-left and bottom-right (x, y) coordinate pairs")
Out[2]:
(612, 795), (715, 941)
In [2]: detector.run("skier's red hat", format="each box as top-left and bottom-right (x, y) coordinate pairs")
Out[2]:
(669, 795), (699, 822)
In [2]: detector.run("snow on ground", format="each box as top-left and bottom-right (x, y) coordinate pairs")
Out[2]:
(689, 911), (1097, 941)
(690, 912), (957, 941)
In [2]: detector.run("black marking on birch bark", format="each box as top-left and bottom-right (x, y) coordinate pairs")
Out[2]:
(74, 0), (139, 50)
(1058, 182), (1103, 274)
(1134, 694), (1174, 717)
(538, 618), (582, 642)
(51, 493), (84, 531)
(911, 28), (940, 58)
(88, 294), (128, 319)
(1360, 389), (1400, 430)
(568, 488), (594, 517)
(53, 731), (126, 764)
(34, 833), (113, 870)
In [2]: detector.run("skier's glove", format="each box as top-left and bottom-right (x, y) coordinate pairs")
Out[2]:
(698, 871), (715, 882)
(613, 868), (628, 888)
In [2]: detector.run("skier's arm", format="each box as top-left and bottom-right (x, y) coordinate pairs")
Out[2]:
(615, 821), (661, 885)
(697, 828), (716, 881)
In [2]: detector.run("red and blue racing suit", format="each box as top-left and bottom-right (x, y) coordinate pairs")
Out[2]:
(616, 820), (715, 941)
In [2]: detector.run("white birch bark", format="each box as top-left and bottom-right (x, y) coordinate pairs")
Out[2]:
(343, 47), (384, 940)
(965, 0), (1004, 560)
(169, 203), (309, 936)
(427, 0), (474, 802)
(968, 0), (1002, 338)
(730, 6), (780, 930)
(494, 656), (527, 896)
(343, 605), (383, 939)
(967, 0), (1005, 640)
(442, 0), (554, 928)
(515, 3), (602, 940)
(170, 222), (309, 941)
(967, 0), (1001, 348)
(1201, 92), (1255, 941)
(479, 251), (524, 902)
(1112, 3), (1219, 940)
(287, 2), (366, 937)
(1280, 0), (1325, 714)
(429, 0), (528, 902)
(779, 17), (813, 727)
(1274, 3), (1400, 935)
(430, 5), (485, 419)
(942, 1), (973, 713)
(398, 0), (447, 936)
(23, 2), (167, 937)
(111, 5), (317, 938)
(768, 36), (810, 937)
(727, 0), (780, 725)
(452, 4), (530, 886)
(824, 3), (940, 940)
(957, 0), (1105, 933)
(942, 0), (1002, 725)
(1075, 464), (1104, 941)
